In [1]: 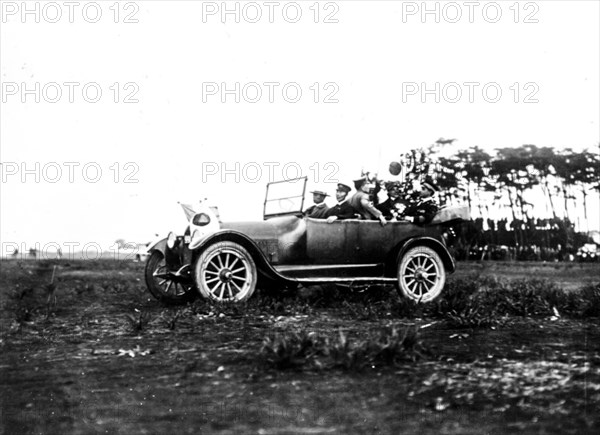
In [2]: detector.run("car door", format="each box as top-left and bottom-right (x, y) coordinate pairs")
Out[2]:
(306, 218), (361, 264)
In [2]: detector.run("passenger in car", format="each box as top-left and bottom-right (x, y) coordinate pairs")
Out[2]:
(350, 176), (387, 226)
(325, 183), (357, 223)
(377, 181), (408, 220)
(400, 181), (439, 224)
(304, 190), (330, 219)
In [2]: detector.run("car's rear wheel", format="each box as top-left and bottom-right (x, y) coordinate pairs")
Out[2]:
(397, 246), (445, 303)
(144, 250), (195, 304)
(194, 241), (257, 302)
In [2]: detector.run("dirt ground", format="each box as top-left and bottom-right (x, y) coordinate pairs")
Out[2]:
(1, 260), (599, 434)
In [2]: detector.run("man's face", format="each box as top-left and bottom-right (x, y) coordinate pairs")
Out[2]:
(388, 187), (399, 199)
(419, 187), (433, 198)
(313, 193), (326, 204)
(360, 181), (374, 193)
(335, 189), (348, 202)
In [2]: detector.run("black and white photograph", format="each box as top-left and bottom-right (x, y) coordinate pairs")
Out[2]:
(1, 1), (599, 433)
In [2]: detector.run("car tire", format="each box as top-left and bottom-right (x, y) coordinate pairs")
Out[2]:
(144, 250), (195, 304)
(194, 241), (258, 302)
(397, 246), (446, 303)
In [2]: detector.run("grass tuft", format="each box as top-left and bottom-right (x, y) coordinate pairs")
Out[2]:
(261, 326), (427, 371)
(125, 310), (152, 332)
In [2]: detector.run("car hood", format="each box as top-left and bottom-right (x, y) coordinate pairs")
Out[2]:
(220, 215), (304, 238)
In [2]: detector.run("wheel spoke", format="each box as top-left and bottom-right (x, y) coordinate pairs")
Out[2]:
(404, 273), (416, 279)
(216, 254), (224, 269)
(226, 283), (233, 298)
(230, 266), (246, 275)
(231, 281), (243, 293)
(228, 257), (239, 270)
(424, 263), (435, 271)
(224, 253), (230, 268)
(424, 276), (436, 285)
(231, 275), (247, 283)
(204, 270), (219, 276)
(205, 276), (220, 284)
(218, 283), (225, 299)
(210, 282), (221, 296)
(158, 279), (167, 286)
(165, 281), (173, 294)
(206, 259), (219, 270)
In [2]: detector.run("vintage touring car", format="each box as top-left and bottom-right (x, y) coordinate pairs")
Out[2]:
(144, 177), (469, 304)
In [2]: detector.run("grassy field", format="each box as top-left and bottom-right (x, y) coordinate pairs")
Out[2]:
(1, 259), (599, 434)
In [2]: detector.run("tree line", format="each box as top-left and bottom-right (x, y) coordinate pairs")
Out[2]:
(390, 142), (600, 259)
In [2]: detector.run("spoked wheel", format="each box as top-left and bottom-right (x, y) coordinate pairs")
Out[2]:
(397, 246), (445, 303)
(144, 250), (195, 304)
(194, 241), (257, 302)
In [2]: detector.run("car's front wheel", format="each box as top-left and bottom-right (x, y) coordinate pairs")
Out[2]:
(397, 246), (445, 303)
(144, 250), (195, 304)
(194, 241), (257, 302)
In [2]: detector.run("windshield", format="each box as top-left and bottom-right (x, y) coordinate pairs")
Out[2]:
(263, 177), (307, 219)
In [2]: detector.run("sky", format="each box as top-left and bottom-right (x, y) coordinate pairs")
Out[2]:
(1, 0), (599, 255)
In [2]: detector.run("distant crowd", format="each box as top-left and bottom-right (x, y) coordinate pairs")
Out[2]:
(452, 217), (595, 261)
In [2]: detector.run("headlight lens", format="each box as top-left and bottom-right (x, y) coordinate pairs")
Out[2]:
(166, 231), (176, 249)
(192, 213), (211, 226)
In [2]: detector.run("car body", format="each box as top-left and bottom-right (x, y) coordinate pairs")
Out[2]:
(144, 177), (469, 304)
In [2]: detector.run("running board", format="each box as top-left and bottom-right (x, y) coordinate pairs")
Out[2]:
(294, 277), (397, 284)
(274, 263), (384, 279)
(275, 263), (382, 272)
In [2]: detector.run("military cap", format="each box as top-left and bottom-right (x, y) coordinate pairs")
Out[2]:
(353, 175), (369, 190)
(336, 183), (352, 193)
(385, 181), (399, 191)
(310, 190), (329, 197)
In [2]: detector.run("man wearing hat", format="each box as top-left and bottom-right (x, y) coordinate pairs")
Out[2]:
(377, 181), (408, 220)
(304, 190), (330, 219)
(325, 183), (357, 223)
(400, 179), (439, 224)
(349, 176), (387, 226)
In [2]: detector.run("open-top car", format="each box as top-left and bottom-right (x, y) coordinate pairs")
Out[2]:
(144, 177), (469, 304)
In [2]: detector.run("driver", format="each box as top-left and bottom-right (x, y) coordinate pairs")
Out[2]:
(350, 176), (387, 226)
(325, 183), (357, 223)
(304, 190), (330, 219)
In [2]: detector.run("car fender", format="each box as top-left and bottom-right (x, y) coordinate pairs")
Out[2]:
(189, 229), (296, 284)
(395, 237), (456, 274)
(147, 237), (167, 254)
